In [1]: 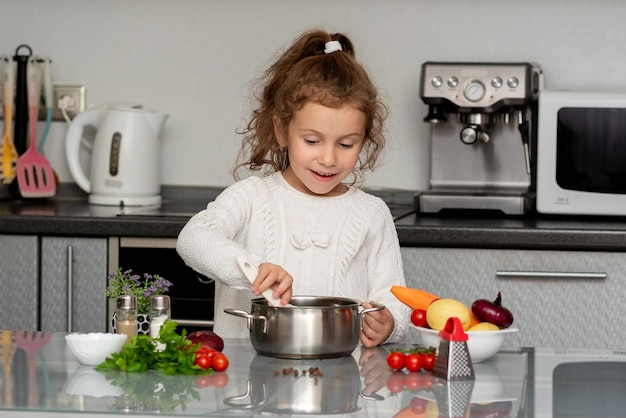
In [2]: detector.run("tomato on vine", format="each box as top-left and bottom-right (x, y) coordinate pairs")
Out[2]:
(422, 353), (436, 371)
(386, 371), (406, 394)
(405, 353), (423, 372)
(386, 351), (406, 370)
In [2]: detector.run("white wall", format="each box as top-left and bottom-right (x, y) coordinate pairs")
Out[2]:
(1, 0), (625, 192)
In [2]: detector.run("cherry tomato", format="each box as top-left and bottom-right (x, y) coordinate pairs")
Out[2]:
(410, 396), (428, 414)
(202, 347), (218, 361)
(386, 371), (406, 394)
(422, 353), (436, 372)
(405, 353), (423, 372)
(213, 372), (229, 388)
(212, 353), (229, 372)
(410, 309), (428, 327)
(404, 372), (422, 390)
(194, 352), (212, 370)
(195, 375), (213, 388)
(197, 346), (213, 356)
(386, 351), (406, 370)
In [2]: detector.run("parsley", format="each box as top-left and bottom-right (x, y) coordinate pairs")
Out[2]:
(96, 320), (208, 375)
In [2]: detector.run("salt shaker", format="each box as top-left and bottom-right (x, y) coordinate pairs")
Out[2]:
(149, 295), (171, 349)
(116, 295), (138, 342)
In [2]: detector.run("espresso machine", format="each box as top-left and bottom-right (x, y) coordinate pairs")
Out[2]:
(416, 62), (543, 215)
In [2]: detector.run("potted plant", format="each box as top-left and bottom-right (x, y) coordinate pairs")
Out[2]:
(106, 268), (173, 334)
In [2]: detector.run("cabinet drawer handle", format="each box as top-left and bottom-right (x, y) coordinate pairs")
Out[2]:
(173, 319), (214, 328)
(496, 270), (607, 279)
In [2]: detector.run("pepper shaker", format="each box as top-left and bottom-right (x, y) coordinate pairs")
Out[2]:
(115, 295), (138, 342)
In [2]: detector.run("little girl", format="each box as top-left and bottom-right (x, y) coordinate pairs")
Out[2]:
(177, 28), (409, 347)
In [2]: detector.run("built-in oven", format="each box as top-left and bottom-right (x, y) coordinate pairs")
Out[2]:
(107, 237), (215, 333)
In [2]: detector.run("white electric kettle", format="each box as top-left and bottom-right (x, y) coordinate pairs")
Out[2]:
(65, 104), (168, 206)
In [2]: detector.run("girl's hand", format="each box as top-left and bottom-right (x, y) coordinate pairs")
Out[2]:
(359, 303), (394, 348)
(251, 262), (294, 306)
(358, 346), (392, 397)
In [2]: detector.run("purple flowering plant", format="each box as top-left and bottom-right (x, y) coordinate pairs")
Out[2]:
(105, 268), (173, 314)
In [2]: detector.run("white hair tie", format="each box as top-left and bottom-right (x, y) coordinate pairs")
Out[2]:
(324, 40), (342, 54)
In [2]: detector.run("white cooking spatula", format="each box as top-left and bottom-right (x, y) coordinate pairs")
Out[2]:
(237, 255), (294, 307)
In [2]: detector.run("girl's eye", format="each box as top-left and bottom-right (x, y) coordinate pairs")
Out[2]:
(339, 143), (354, 149)
(304, 138), (318, 145)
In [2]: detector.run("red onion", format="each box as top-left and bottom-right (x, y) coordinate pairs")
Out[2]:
(186, 330), (224, 352)
(471, 292), (514, 329)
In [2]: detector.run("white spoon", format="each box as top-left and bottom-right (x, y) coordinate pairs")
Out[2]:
(237, 255), (294, 307)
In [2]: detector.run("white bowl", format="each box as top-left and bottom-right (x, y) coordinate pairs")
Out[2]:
(62, 365), (124, 397)
(65, 333), (127, 366)
(412, 325), (519, 363)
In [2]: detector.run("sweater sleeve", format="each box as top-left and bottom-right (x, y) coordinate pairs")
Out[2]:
(365, 197), (411, 344)
(176, 178), (265, 289)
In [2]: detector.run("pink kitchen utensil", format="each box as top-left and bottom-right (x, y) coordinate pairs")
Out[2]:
(15, 331), (52, 407)
(16, 56), (56, 198)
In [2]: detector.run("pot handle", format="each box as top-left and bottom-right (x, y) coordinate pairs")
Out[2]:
(223, 379), (267, 409)
(359, 301), (385, 319)
(360, 390), (385, 401)
(223, 308), (268, 333)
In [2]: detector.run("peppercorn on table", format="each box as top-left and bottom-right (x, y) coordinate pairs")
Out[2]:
(1, 330), (625, 417)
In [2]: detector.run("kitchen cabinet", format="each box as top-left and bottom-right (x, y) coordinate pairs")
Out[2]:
(40, 237), (108, 332)
(0, 234), (38, 330)
(401, 247), (626, 350)
(108, 237), (215, 332)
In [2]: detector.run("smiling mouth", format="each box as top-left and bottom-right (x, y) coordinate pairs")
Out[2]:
(311, 170), (336, 178)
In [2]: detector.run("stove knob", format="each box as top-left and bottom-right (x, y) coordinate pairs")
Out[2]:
(491, 77), (503, 88)
(460, 126), (478, 145)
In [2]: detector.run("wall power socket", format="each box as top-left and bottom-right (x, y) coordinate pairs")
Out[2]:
(38, 85), (86, 121)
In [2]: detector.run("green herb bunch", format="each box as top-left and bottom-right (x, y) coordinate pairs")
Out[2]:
(99, 370), (200, 413)
(97, 320), (207, 375)
(105, 268), (173, 315)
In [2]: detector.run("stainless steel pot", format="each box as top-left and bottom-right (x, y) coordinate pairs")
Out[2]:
(223, 355), (362, 414)
(224, 296), (384, 359)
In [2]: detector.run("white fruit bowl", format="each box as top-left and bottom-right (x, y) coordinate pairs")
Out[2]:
(412, 325), (519, 363)
(65, 333), (127, 366)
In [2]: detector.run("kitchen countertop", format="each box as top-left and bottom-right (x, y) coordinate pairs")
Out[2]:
(2, 184), (626, 251)
(3, 330), (626, 417)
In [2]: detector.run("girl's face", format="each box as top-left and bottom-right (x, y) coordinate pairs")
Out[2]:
(274, 102), (366, 196)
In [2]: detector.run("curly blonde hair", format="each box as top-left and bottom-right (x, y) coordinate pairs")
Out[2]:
(234, 29), (388, 183)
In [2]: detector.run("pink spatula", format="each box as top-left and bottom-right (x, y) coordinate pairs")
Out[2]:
(16, 56), (56, 198)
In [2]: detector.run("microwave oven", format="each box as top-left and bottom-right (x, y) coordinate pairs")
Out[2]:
(533, 347), (626, 417)
(536, 90), (626, 216)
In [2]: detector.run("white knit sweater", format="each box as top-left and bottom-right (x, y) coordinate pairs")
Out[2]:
(176, 172), (409, 343)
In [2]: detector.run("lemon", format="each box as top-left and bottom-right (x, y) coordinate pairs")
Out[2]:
(426, 298), (471, 330)
(468, 322), (500, 331)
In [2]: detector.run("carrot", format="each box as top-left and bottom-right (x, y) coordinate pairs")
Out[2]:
(390, 286), (441, 311)
(393, 406), (426, 418)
